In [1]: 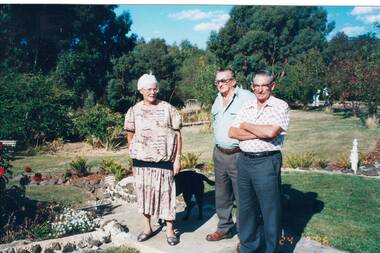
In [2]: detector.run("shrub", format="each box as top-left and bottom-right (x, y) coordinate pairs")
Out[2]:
(1, 202), (60, 243)
(337, 153), (350, 169)
(285, 152), (316, 169)
(72, 105), (124, 150)
(0, 73), (75, 146)
(359, 152), (372, 166)
(69, 156), (91, 176)
(181, 152), (200, 170)
(100, 158), (127, 181)
(85, 135), (104, 149)
(46, 138), (64, 154)
(100, 126), (125, 151)
(0, 142), (31, 239)
(1, 141), (13, 203)
(64, 169), (72, 178)
(31, 222), (53, 240)
(313, 158), (329, 169)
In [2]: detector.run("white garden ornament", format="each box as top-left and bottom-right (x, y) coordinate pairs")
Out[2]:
(350, 138), (359, 175)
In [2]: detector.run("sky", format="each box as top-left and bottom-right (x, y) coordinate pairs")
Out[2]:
(115, 5), (380, 49)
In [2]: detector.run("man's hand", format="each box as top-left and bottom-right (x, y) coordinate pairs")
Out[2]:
(229, 126), (257, 141)
(240, 122), (282, 139)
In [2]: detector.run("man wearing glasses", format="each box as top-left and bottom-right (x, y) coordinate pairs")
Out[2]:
(229, 70), (289, 253)
(206, 70), (255, 242)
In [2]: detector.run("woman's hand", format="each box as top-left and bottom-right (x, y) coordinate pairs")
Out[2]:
(173, 156), (181, 176)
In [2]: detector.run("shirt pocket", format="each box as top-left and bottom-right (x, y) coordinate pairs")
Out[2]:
(212, 111), (219, 122)
(229, 110), (239, 119)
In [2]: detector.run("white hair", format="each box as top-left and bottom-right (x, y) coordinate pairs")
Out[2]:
(137, 73), (158, 90)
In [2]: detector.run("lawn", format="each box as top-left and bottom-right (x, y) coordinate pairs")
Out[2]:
(182, 109), (380, 161)
(282, 172), (380, 253)
(11, 110), (380, 174)
(25, 185), (96, 207)
(99, 246), (139, 253)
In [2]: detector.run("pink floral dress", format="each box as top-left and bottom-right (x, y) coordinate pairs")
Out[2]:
(124, 100), (182, 220)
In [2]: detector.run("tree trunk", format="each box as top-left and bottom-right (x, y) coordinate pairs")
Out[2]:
(366, 103), (378, 128)
(366, 114), (378, 128)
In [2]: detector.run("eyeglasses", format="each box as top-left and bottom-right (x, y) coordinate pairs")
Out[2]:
(252, 83), (272, 90)
(214, 78), (233, 85)
(142, 88), (159, 93)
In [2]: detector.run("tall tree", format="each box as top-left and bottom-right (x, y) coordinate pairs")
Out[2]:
(276, 49), (327, 107)
(327, 33), (380, 123)
(207, 6), (334, 80)
(0, 73), (75, 146)
(106, 39), (181, 112)
(0, 4), (136, 106)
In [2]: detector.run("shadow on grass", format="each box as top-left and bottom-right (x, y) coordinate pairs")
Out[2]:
(280, 184), (324, 253)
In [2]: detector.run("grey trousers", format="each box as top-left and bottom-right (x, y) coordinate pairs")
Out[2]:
(237, 152), (282, 253)
(213, 146), (240, 234)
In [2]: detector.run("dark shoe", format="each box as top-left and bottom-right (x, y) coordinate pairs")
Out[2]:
(137, 232), (152, 242)
(166, 235), (179, 246)
(206, 231), (233, 241)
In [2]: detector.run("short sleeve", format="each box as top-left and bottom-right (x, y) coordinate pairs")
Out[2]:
(170, 105), (182, 130)
(124, 106), (135, 132)
(273, 104), (290, 133)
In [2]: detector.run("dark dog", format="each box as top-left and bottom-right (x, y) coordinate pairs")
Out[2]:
(175, 170), (215, 220)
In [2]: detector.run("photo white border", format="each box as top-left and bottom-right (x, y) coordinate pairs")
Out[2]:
(0, 0), (379, 7)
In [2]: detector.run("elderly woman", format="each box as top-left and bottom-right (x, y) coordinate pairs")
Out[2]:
(124, 73), (182, 246)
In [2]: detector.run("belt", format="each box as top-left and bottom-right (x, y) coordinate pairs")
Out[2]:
(216, 145), (241, 155)
(243, 150), (280, 159)
(132, 159), (173, 170)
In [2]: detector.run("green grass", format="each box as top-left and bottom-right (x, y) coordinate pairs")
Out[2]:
(10, 110), (380, 173)
(203, 172), (380, 253)
(181, 126), (214, 160)
(25, 185), (96, 207)
(183, 110), (380, 161)
(284, 110), (380, 161)
(282, 172), (380, 253)
(10, 153), (131, 176)
(95, 246), (139, 253)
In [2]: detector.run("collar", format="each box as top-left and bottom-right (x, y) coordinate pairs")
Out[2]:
(217, 86), (241, 99)
(249, 95), (275, 109)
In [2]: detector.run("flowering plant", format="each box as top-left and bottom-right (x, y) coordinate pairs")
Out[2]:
(0, 143), (12, 192)
(31, 172), (42, 182)
(49, 207), (97, 238)
(0, 166), (5, 177)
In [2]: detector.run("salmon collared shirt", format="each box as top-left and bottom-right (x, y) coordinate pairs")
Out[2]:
(231, 95), (289, 152)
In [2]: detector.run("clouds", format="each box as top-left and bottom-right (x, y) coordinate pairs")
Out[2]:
(350, 7), (380, 15)
(169, 9), (229, 32)
(341, 26), (366, 36)
(350, 7), (380, 24)
(336, 7), (380, 37)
